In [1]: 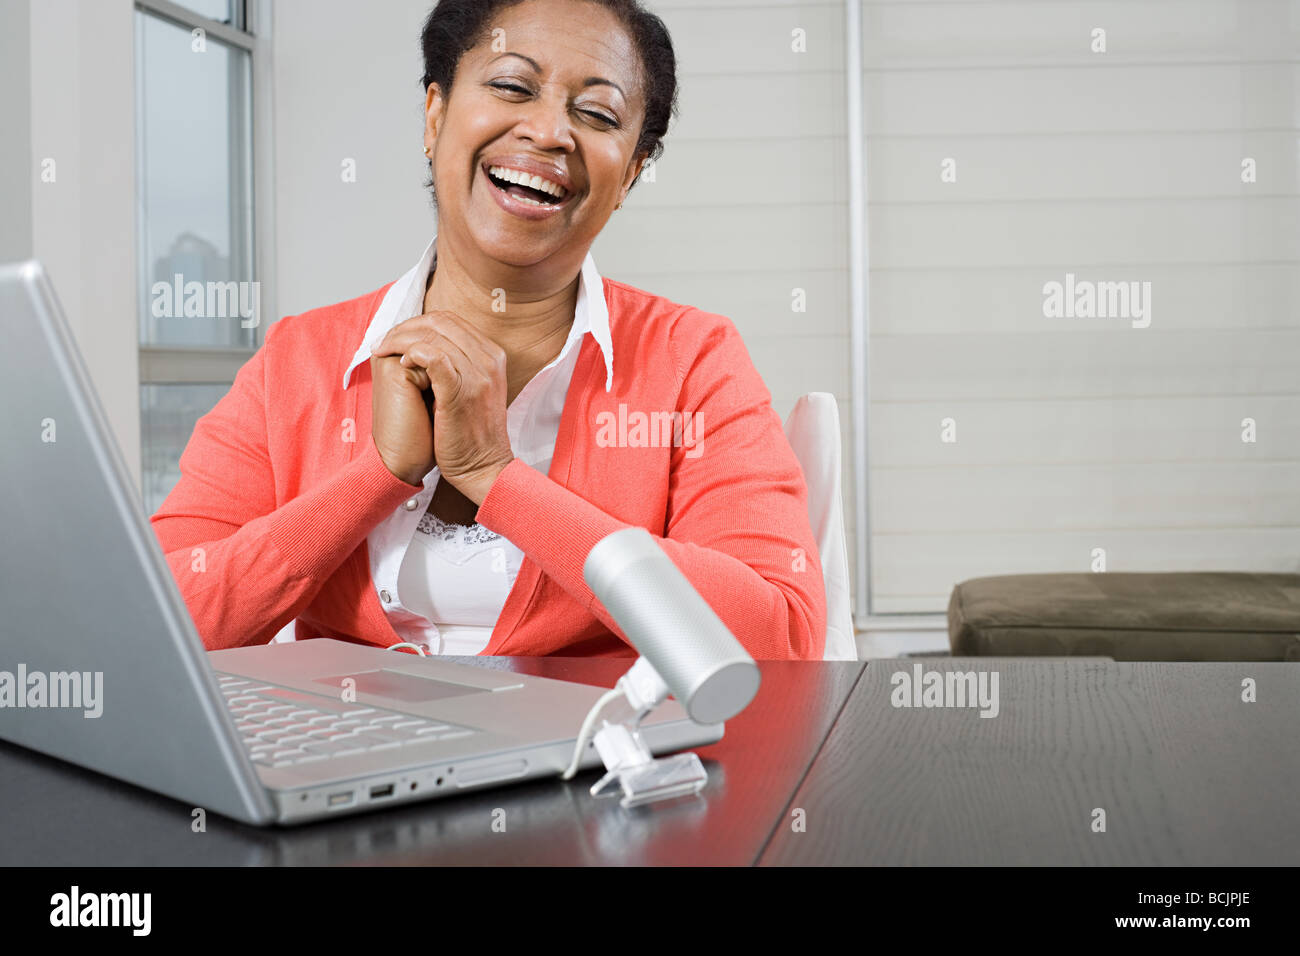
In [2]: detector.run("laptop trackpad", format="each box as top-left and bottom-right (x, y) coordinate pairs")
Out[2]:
(314, 670), (489, 703)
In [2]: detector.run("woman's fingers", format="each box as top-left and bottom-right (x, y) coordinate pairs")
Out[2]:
(373, 311), (505, 373)
(375, 315), (507, 411)
(402, 363), (432, 392)
(400, 326), (478, 400)
(405, 344), (466, 403)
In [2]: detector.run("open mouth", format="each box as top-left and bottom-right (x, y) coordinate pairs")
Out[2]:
(483, 164), (569, 208)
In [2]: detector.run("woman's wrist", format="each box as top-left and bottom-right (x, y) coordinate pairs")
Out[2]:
(370, 436), (427, 488)
(458, 456), (515, 506)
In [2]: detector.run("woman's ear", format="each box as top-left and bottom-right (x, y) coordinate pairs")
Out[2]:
(423, 83), (446, 153)
(622, 152), (650, 198)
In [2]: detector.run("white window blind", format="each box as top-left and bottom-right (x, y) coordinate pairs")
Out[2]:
(862, 0), (1300, 613)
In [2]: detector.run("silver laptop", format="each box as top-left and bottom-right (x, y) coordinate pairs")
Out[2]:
(0, 260), (722, 826)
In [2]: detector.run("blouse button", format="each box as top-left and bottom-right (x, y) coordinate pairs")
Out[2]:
(379, 589), (392, 604)
(403, 498), (419, 511)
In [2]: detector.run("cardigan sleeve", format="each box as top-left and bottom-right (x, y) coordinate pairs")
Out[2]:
(476, 314), (827, 661)
(149, 324), (423, 651)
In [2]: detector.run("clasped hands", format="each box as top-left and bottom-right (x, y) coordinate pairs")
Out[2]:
(368, 310), (515, 505)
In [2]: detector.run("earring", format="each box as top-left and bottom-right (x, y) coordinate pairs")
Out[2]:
(424, 145), (431, 156)
(616, 199), (623, 210)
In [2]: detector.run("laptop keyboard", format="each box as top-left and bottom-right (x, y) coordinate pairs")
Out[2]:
(215, 673), (480, 768)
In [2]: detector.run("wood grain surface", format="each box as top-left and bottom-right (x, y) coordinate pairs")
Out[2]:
(759, 660), (1300, 865)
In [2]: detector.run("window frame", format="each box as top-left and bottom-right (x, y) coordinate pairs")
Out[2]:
(133, 0), (275, 503)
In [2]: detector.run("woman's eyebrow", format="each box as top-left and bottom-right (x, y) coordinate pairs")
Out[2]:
(489, 51), (625, 100)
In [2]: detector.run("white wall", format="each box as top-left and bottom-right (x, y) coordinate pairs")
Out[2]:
(270, 0), (435, 317)
(3, 0), (142, 486)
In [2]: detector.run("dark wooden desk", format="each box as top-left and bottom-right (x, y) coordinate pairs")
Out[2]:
(0, 657), (865, 866)
(760, 659), (1300, 865)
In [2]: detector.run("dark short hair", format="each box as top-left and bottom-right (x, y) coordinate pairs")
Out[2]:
(419, 0), (677, 188)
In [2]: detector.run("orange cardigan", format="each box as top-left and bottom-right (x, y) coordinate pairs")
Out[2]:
(150, 277), (827, 660)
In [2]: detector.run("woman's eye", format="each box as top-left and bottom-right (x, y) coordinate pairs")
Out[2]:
(490, 81), (617, 128)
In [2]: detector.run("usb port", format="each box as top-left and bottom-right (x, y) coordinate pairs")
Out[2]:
(327, 791), (354, 807)
(369, 784), (395, 800)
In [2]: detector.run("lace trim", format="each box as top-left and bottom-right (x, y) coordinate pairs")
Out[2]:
(415, 511), (501, 545)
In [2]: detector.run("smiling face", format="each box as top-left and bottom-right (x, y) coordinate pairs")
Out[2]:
(423, 0), (648, 276)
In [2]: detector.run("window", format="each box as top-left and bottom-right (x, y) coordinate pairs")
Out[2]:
(134, 0), (266, 514)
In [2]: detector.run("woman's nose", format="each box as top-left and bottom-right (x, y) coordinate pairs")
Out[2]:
(512, 90), (576, 151)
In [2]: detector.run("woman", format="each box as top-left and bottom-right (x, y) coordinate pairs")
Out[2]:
(151, 0), (827, 660)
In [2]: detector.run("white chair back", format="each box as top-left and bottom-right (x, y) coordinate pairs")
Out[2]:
(784, 393), (857, 660)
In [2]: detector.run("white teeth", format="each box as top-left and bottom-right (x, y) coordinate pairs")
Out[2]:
(487, 165), (566, 199)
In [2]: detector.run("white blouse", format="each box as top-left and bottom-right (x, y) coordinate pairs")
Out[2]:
(393, 511), (524, 655)
(335, 235), (615, 656)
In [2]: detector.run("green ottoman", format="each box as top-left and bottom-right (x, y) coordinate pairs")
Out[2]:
(948, 572), (1300, 661)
